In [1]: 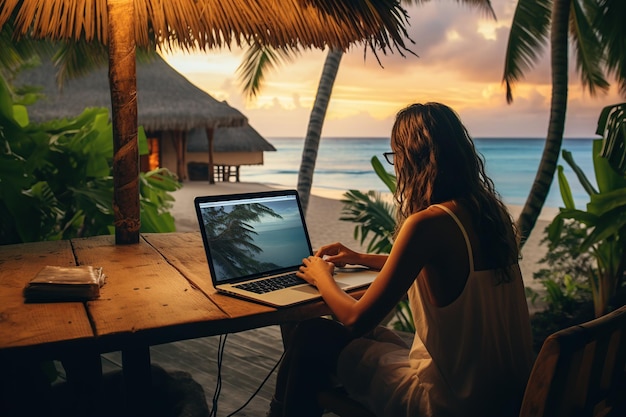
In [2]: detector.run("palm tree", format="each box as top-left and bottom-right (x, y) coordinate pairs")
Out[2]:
(502, 0), (616, 246)
(296, 48), (344, 214)
(238, 45), (345, 215)
(239, 0), (495, 215)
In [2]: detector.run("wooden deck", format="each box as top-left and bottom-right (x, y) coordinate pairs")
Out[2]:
(98, 325), (285, 417)
(52, 324), (402, 416)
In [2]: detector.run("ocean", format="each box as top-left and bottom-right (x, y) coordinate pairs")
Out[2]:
(240, 137), (597, 209)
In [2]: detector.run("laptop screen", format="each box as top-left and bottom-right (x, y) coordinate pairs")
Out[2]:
(195, 191), (313, 284)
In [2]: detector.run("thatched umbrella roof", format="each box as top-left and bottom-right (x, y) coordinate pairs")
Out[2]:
(17, 56), (247, 132)
(1, 0), (412, 244)
(2, 1), (412, 54)
(187, 125), (276, 153)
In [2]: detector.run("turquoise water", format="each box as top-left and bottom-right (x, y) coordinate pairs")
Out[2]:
(241, 137), (597, 209)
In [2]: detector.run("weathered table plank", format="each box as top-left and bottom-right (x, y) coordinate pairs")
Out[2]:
(0, 240), (94, 355)
(71, 235), (229, 349)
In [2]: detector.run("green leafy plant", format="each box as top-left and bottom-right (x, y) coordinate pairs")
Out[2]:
(529, 220), (593, 314)
(0, 74), (181, 245)
(547, 103), (626, 317)
(341, 156), (396, 254)
(340, 156), (415, 332)
(598, 103), (626, 175)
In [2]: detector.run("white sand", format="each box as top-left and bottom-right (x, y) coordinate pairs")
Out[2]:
(172, 181), (552, 313)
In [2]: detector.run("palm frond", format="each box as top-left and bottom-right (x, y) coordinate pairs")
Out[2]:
(340, 190), (396, 254)
(502, 0), (552, 103)
(570, 0), (609, 96)
(595, 0), (626, 97)
(0, 17), (53, 79)
(236, 42), (299, 99)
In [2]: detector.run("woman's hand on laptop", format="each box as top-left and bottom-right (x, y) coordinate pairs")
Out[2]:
(316, 242), (388, 271)
(314, 242), (359, 267)
(297, 256), (335, 287)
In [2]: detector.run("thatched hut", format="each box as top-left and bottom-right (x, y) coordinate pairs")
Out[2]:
(15, 56), (273, 182)
(187, 125), (276, 182)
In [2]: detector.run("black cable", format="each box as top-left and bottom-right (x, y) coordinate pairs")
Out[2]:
(225, 349), (285, 417)
(207, 331), (286, 416)
(209, 333), (228, 417)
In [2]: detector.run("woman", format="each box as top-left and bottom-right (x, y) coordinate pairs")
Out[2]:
(268, 102), (534, 417)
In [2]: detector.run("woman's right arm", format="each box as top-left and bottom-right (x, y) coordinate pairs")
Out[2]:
(315, 242), (388, 270)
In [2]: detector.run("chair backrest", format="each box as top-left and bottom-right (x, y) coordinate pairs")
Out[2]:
(519, 304), (626, 417)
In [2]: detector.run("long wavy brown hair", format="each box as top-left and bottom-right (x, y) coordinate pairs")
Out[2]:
(391, 102), (519, 282)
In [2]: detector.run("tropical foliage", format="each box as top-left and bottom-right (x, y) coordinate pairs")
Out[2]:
(598, 102), (626, 175)
(546, 103), (626, 317)
(529, 220), (594, 315)
(341, 157), (396, 254)
(0, 75), (180, 245)
(503, 0), (626, 246)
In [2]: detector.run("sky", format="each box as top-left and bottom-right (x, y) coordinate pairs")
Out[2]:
(162, 1), (623, 139)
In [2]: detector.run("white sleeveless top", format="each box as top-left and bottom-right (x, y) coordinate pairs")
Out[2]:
(337, 204), (534, 417)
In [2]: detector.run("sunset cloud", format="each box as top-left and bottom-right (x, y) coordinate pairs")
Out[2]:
(163, 1), (623, 139)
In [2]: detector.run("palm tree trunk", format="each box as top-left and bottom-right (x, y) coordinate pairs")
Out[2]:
(517, 0), (570, 247)
(108, 0), (140, 244)
(297, 49), (343, 215)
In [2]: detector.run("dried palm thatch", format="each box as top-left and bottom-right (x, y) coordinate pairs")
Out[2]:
(0, 0), (413, 244)
(1, 0), (411, 55)
(17, 56), (246, 132)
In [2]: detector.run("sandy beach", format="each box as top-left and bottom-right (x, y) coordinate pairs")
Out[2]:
(171, 181), (555, 313)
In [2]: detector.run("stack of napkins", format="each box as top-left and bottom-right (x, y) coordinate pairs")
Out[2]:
(24, 265), (106, 302)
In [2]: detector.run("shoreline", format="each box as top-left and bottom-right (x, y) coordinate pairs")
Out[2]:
(172, 181), (550, 313)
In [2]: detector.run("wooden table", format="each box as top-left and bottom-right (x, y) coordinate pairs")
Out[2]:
(0, 232), (364, 414)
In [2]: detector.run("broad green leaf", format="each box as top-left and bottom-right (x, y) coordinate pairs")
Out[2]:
(547, 215), (564, 246)
(557, 165), (576, 209)
(580, 210), (626, 252)
(587, 188), (626, 215)
(12, 104), (29, 127)
(561, 149), (597, 195)
(594, 139), (626, 193)
(371, 155), (396, 193)
(85, 156), (111, 178)
(138, 126), (149, 156)
(554, 208), (599, 227)
(597, 103), (626, 175)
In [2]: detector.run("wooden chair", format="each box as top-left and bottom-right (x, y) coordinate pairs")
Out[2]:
(317, 304), (626, 417)
(519, 303), (626, 417)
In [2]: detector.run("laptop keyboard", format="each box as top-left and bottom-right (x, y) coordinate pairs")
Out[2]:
(234, 273), (306, 294)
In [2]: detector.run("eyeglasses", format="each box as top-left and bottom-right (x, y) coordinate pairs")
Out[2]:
(383, 152), (395, 165)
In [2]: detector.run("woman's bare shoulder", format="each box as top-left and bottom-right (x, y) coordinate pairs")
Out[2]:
(402, 205), (455, 236)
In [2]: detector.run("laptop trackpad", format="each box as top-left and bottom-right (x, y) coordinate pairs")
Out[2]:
(293, 285), (321, 294)
(293, 282), (350, 294)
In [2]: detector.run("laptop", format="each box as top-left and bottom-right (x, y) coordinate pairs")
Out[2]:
(194, 189), (377, 307)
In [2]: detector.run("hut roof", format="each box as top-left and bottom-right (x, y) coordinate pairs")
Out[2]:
(2, 1), (412, 56)
(15, 56), (247, 131)
(187, 126), (276, 153)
